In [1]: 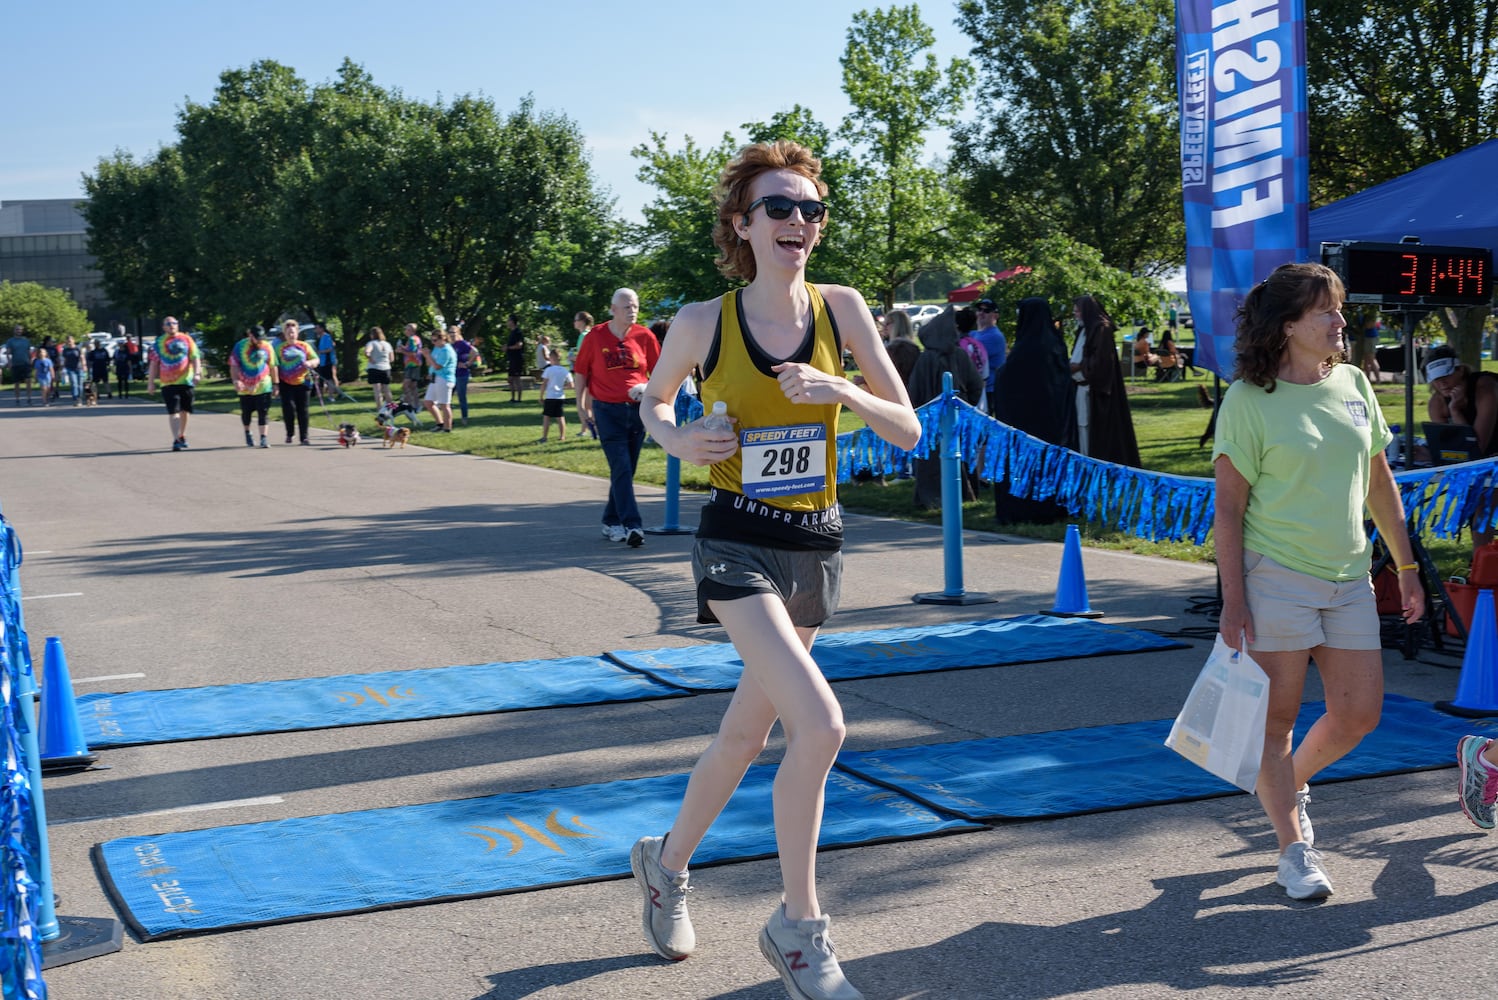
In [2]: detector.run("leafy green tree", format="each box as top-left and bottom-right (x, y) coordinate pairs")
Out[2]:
(981, 233), (1168, 338)
(83, 147), (199, 321)
(360, 94), (599, 347)
(0, 281), (93, 343)
(517, 189), (631, 337)
(175, 60), (315, 328)
(839, 5), (980, 310)
(954, 0), (1182, 276)
(629, 130), (739, 309)
(1306, 0), (1498, 360)
(279, 60), (422, 371)
(1308, 0), (1498, 205)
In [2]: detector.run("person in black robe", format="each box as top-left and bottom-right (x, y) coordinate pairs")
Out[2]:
(1073, 294), (1141, 468)
(907, 306), (983, 509)
(992, 296), (1076, 523)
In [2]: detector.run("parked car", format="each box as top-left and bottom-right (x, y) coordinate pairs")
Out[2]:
(904, 304), (943, 330)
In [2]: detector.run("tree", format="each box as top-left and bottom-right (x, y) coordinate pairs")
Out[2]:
(0, 281), (93, 343)
(629, 130), (739, 309)
(279, 60), (424, 371)
(1307, 0), (1498, 205)
(839, 5), (981, 310)
(360, 94), (600, 346)
(1306, 0), (1498, 360)
(175, 61), (315, 328)
(82, 147), (199, 321)
(954, 0), (1182, 276)
(517, 188), (631, 340)
(981, 233), (1169, 337)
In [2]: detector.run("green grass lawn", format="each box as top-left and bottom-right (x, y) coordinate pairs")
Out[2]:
(184, 368), (1475, 576)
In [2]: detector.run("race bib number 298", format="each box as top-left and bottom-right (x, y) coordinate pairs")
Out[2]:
(739, 424), (827, 499)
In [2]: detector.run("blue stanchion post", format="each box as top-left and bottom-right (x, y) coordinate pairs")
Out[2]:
(914, 374), (995, 606)
(648, 388), (699, 536)
(647, 454), (694, 536)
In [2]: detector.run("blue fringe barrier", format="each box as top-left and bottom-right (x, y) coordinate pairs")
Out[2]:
(1, 516), (45, 1000)
(836, 393), (1498, 545)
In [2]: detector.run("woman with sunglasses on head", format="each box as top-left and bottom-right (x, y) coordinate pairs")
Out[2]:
(633, 141), (918, 1000)
(1214, 262), (1422, 901)
(274, 320), (318, 445)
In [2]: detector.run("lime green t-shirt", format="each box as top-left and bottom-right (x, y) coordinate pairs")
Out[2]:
(1212, 363), (1392, 582)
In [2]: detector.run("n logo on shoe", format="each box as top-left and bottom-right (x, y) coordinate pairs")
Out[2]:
(786, 949), (810, 971)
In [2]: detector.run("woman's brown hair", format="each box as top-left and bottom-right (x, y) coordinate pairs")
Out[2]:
(1232, 262), (1346, 392)
(712, 140), (828, 283)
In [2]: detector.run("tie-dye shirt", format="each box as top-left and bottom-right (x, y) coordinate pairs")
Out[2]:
(152, 332), (200, 387)
(231, 338), (275, 395)
(275, 340), (317, 386)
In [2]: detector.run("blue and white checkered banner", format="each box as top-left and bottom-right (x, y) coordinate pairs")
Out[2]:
(1177, 0), (1310, 378)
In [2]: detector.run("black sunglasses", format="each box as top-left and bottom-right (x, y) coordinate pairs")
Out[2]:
(744, 195), (828, 224)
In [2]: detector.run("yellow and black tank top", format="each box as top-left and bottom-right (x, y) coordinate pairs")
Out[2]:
(697, 284), (844, 551)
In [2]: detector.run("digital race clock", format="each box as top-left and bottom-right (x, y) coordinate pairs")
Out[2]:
(1321, 240), (1493, 309)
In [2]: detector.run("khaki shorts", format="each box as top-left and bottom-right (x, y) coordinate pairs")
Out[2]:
(1243, 550), (1381, 652)
(691, 537), (841, 628)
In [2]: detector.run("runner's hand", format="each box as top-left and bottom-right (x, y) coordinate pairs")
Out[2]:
(677, 415), (738, 467)
(772, 362), (848, 406)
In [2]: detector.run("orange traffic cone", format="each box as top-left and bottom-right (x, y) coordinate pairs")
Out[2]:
(39, 636), (97, 770)
(1045, 525), (1104, 618)
(1438, 589), (1498, 717)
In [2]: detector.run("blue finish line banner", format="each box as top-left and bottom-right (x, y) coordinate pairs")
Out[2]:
(1177, 0), (1310, 378)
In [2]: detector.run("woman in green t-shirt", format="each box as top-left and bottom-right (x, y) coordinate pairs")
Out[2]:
(1213, 262), (1423, 902)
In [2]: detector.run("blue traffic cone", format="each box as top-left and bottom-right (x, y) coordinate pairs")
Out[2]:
(1045, 525), (1104, 618)
(1438, 589), (1498, 717)
(39, 636), (97, 770)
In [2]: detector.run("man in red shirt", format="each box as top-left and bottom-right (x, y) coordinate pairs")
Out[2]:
(574, 288), (660, 547)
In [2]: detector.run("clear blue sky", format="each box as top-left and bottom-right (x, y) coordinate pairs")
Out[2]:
(3, 0), (974, 224)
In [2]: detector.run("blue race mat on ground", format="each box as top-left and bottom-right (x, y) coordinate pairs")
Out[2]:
(76, 657), (683, 747)
(833, 693), (1497, 820)
(606, 614), (1186, 690)
(76, 617), (1183, 747)
(93, 766), (980, 940)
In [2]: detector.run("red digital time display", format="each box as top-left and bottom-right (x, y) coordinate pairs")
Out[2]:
(1321, 241), (1493, 308)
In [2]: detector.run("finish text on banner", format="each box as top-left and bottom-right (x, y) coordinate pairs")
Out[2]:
(1177, 0), (1310, 378)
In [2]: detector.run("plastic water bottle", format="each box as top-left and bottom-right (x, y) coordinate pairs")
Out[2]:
(703, 400), (731, 431)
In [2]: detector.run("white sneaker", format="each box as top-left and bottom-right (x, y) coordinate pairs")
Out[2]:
(602, 524), (627, 542)
(626, 527), (645, 548)
(1276, 842), (1333, 900)
(759, 905), (864, 1000)
(629, 835), (694, 960)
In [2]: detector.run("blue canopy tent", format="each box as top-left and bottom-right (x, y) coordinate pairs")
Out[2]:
(1309, 138), (1498, 253)
(1309, 138), (1498, 472)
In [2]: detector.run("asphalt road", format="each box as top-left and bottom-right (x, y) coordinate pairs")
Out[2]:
(6, 393), (1496, 1000)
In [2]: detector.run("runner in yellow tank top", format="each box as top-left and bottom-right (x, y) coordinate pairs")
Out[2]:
(635, 141), (918, 1000)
